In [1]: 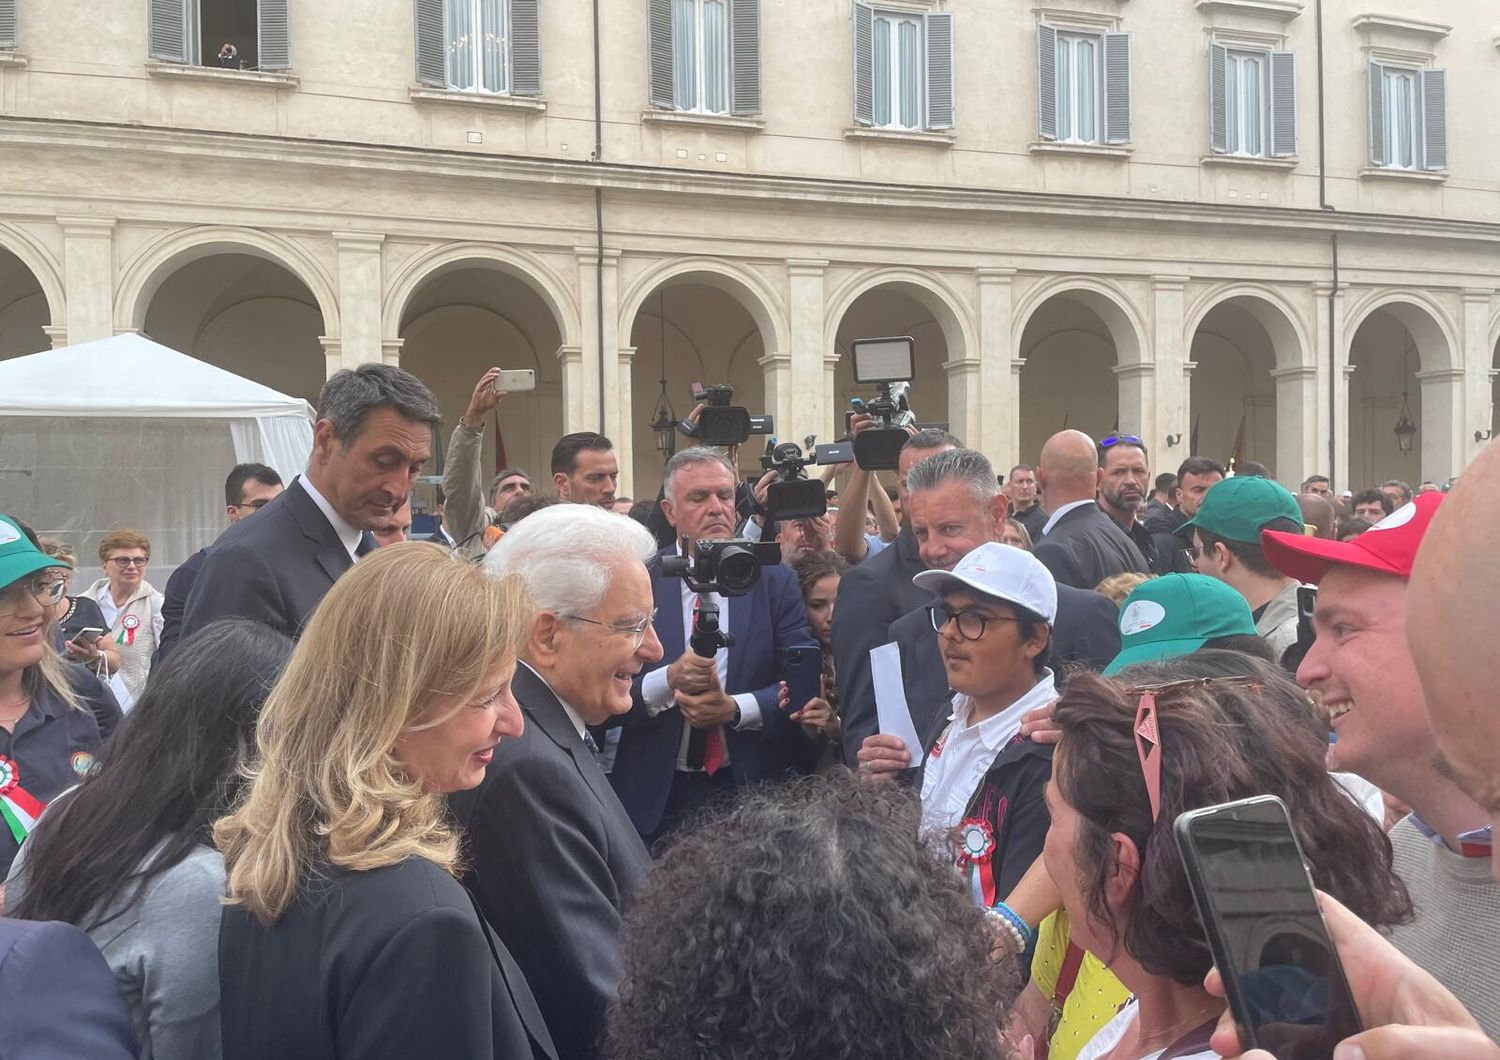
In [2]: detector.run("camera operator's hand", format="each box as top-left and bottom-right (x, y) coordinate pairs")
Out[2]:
(854, 734), (911, 784)
(666, 650), (719, 696)
(461, 367), (506, 428)
(847, 411), (876, 438)
(1206, 891), (1494, 1060)
(677, 686), (737, 728)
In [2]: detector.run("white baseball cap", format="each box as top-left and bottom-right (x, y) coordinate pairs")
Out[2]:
(911, 541), (1058, 623)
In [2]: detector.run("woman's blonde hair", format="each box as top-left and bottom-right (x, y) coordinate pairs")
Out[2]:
(1094, 571), (1153, 607)
(214, 542), (531, 925)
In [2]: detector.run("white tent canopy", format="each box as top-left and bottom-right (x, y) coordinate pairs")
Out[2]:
(0, 333), (314, 578)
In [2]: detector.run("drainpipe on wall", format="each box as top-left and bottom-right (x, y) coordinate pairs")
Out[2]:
(592, 0), (607, 434)
(1316, 0), (1338, 486)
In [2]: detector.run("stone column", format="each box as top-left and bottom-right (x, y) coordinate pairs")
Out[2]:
(943, 354), (981, 449)
(380, 338), (404, 368)
(1148, 276), (1189, 454)
(557, 345), (586, 434)
(1460, 289), (1496, 473)
(823, 353), (841, 442)
(58, 217), (115, 344)
(1008, 357), (1026, 467)
(786, 259), (827, 444)
(333, 232), (384, 366)
(1416, 368), (1465, 485)
(1315, 282), (1346, 488)
(759, 350), (793, 449)
(574, 247), (614, 435)
(617, 345), (637, 496)
(976, 268), (1016, 471)
(1270, 365), (1319, 487)
(320, 338), (343, 380)
(42, 324), (68, 349)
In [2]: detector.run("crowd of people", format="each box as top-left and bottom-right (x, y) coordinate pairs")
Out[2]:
(0, 358), (1496, 1060)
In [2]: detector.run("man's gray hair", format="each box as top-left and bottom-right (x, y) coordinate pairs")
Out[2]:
(663, 446), (738, 505)
(905, 448), (1001, 508)
(484, 503), (658, 616)
(317, 363), (441, 446)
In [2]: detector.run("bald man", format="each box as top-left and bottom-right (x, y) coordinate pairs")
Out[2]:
(1410, 440), (1500, 884)
(1031, 429), (1149, 590)
(1296, 491), (1337, 540)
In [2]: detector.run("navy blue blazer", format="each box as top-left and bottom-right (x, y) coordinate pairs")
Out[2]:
(608, 552), (814, 837)
(0, 917), (138, 1059)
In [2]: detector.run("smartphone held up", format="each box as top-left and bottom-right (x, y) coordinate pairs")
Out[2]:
(493, 369), (536, 394)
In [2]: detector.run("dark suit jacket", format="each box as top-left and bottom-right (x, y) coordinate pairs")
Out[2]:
(886, 582), (1123, 751)
(0, 917), (137, 1059)
(1013, 504), (1048, 544)
(1032, 501), (1150, 590)
(155, 545), (206, 661)
(608, 552), (814, 837)
(220, 858), (556, 1060)
(831, 527), (930, 765)
(451, 663), (651, 1060)
(180, 478), (353, 642)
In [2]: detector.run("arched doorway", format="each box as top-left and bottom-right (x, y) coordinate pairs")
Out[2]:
(628, 282), (767, 499)
(1017, 292), (1123, 463)
(832, 282), (952, 444)
(0, 246), (50, 360)
(1347, 305), (1436, 490)
(1189, 298), (1280, 476)
(397, 263), (565, 492)
(142, 253), (327, 403)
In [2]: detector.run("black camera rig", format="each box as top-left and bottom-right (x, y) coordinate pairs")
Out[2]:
(678, 383), (775, 448)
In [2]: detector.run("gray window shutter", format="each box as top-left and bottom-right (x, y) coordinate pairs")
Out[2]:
(258, 0), (290, 70)
(852, 2), (874, 126)
(414, 0), (447, 87)
(1421, 67), (1447, 170)
(648, 0), (674, 109)
(1269, 50), (1296, 157)
(1208, 44), (1228, 153)
(1102, 32), (1131, 144)
(1367, 61), (1387, 167)
(924, 12), (954, 130)
(1036, 23), (1057, 141)
(0, 0), (17, 51)
(149, 0), (190, 63)
(730, 0), (760, 115)
(511, 0), (542, 95)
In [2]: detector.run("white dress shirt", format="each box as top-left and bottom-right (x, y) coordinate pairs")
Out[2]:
(640, 556), (763, 771)
(298, 475), (364, 561)
(919, 670), (1057, 837)
(1040, 498), (1095, 537)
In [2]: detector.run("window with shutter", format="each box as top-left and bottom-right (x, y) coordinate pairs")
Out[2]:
(258, 0), (290, 71)
(729, 0), (760, 115)
(1420, 67), (1446, 171)
(1101, 32), (1130, 144)
(669, 0), (730, 114)
(0, 0), (17, 51)
(648, 0), (674, 108)
(1209, 43), (1294, 159)
(1269, 51), (1296, 157)
(445, 0), (508, 93)
(149, 0), (192, 64)
(1054, 30), (1101, 144)
(1367, 61), (1388, 167)
(415, 0), (448, 86)
(924, 12), (954, 130)
(852, 2), (874, 126)
(510, 0), (541, 95)
(1208, 43), (1228, 153)
(1036, 24), (1058, 141)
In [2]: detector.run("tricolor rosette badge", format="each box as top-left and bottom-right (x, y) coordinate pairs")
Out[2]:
(0, 755), (46, 845)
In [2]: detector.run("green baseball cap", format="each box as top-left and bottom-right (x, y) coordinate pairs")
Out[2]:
(0, 514), (62, 590)
(1181, 476), (1302, 544)
(1103, 573), (1258, 676)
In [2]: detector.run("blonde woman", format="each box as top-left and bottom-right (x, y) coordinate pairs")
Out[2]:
(215, 542), (558, 1060)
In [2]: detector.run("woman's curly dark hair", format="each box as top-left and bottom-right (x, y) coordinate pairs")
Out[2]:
(607, 773), (1018, 1060)
(1052, 650), (1412, 987)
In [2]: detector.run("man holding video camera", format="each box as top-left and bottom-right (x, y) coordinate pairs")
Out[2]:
(608, 447), (815, 843)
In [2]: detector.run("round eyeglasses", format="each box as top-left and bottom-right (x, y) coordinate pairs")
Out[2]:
(561, 608), (659, 650)
(0, 572), (68, 618)
(927, 604), (1020, 642)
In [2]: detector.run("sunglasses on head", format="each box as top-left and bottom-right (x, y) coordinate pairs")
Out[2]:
(1098, 434), (1144, 450)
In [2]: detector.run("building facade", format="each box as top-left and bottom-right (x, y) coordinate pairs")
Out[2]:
(0, 0), (1497, 497)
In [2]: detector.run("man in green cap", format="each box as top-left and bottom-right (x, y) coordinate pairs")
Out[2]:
(1181, 475), (1304, 665)
(1103, 572), (1264, 676)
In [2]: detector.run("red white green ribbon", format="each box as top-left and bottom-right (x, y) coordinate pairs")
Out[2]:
(0, 755), (45, 845)
(116, 613), (140, 647)
(957, 817), (998, 909)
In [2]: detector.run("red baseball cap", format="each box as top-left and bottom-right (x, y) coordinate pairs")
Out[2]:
(1261, 492), (1443, 585)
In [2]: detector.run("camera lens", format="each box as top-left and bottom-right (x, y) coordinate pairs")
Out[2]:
(716, 546), (759, 594)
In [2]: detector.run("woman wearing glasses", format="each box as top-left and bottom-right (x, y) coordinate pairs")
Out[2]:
(0, 515), (121, 877)
(855, 541), (1059, 920)
(81, 529), (164, 706)
(1045, 653), (1410, 1059)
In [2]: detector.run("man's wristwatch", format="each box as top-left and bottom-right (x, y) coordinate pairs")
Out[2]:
(730, 702), (742, 728)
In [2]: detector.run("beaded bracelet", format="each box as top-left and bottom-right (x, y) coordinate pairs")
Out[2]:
(986, 901), (1036, 952)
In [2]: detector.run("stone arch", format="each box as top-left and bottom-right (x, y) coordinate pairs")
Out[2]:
(115, 226), (339, 336)
(383, 242), (580, 350)
(822, 267), (975, 363)
(619, 257), (788, 357)
(1344, 290), (1457, 372)
(0, 222), (66, 332)
(1183, 283), (1312, 371)
(1012, 275), (1147, 365)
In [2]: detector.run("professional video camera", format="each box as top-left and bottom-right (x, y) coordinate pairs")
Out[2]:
(758, 437), (854, 521)
(659, 537), (781, 658)
(678, 382), (775, 448)
(847, 336), (919, 471)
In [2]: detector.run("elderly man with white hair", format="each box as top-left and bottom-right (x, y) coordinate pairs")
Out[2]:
(450, 503), (664, 1060)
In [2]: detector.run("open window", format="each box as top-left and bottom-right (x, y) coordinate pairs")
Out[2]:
(647, 0), (760, 116)
(148, 0), (290, 71)
(414, 0), (542, 96)
(1368, 61), (1446, 171)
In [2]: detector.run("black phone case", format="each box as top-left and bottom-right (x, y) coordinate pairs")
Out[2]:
(784, 645), (822, 712)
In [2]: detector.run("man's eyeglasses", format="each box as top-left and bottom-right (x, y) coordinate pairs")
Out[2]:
(1098, 434), (1144, 450)
(928, 605), (1019, 642)
(107, 556), (148, 568)
(0, 573), (68, 617)
(233, 499), (273, 511)
(562, 608), (659, 649)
